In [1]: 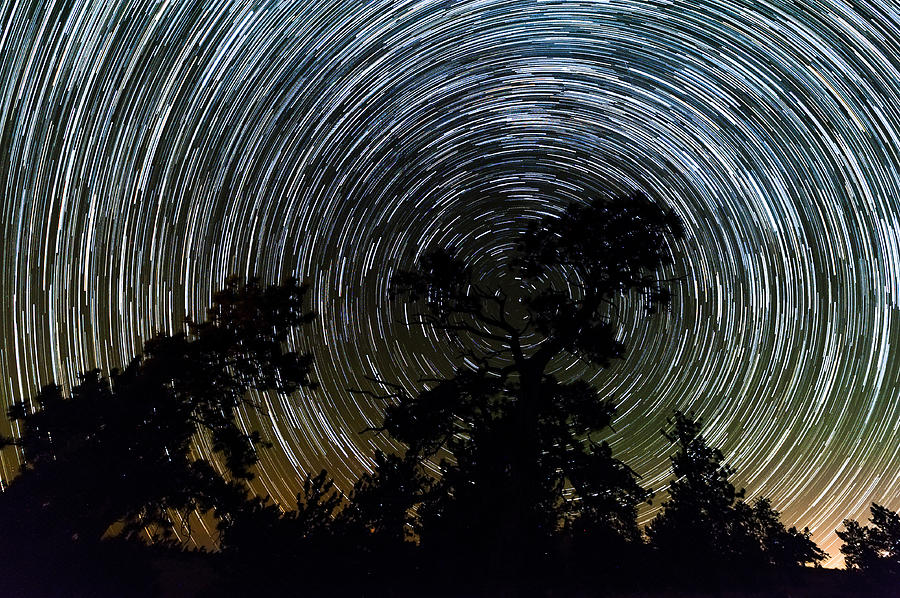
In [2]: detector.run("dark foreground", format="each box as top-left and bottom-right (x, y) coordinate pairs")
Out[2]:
(4, 541), (897, 598)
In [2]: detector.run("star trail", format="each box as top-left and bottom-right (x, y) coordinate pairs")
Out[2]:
(2, 0), (900, 565)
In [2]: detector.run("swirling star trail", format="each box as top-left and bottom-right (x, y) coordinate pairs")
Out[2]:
(3, 0), (900, 564)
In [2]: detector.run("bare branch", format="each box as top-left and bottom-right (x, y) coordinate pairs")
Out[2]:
(348, 388), (405, 401)
(362, 375), (406, 392)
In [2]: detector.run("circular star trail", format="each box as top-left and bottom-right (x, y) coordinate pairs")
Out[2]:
(3, 0), (900, 563)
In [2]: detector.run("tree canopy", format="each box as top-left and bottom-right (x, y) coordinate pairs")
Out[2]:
(648, 411), (825, 574)
(838, 503), (900, 575)
(647, 410), (745, 561)
(0, 276), (316, 546)
(381, 192), (684, 576)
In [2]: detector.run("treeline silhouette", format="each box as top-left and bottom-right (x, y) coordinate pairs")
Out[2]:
(0, 193), (894, 597)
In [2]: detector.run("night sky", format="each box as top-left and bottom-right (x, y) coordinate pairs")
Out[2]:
(3, 0), (900, 566)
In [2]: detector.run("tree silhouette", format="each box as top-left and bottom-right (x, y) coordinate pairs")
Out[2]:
(383, 192), (684, 578)
(339, 450), (428, 547)
(649, 411), (824, 580)
(0, 277), (316, 551)
(212, 468), (355, 596)
(218, 469), (346, 555)
(838, 503), (900, 575)
(647, 410), (745, 564)
(216, 451), (433, 594)
(733, 497), (825, 568)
